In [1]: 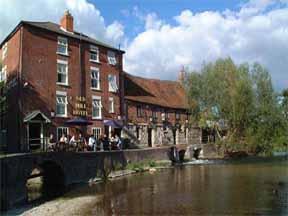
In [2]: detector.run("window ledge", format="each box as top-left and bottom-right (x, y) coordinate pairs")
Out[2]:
(91, 87), (101, 91)
(57, 82), (70, 87)
(55, 115), (68, 118)
(92, 117), (102, 120)
(90, 59), (101, 64)
(56, 52), (69, 57)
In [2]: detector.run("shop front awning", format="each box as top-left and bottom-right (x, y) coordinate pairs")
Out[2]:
(103, 119), (123, 128)
(24, 110), (51, 123)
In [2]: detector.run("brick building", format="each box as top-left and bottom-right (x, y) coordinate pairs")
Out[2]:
(0, 11), (125, 152)
(122, 72), (201, 148)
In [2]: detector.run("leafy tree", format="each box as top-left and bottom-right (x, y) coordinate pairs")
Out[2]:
(282, 89), (288, 120)
(186, 58), (288, 155)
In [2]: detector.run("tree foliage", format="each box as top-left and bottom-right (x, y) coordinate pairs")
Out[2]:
(185, 58), (288, 155)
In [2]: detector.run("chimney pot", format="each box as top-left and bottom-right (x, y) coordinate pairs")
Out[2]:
(60, 10), (74, 32)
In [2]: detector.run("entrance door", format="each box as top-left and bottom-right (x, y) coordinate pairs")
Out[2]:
(172, 129), (176, 145)
(148, 128), (152, 147)
(29, 123), (42, 151)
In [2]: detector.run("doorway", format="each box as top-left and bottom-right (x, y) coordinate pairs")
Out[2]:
(28, 123), (43, 151)
(148, 128), (152, 147)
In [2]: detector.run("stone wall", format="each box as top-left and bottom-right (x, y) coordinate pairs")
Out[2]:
(0, 148), (172, 210)
(123, 123), (202, 148)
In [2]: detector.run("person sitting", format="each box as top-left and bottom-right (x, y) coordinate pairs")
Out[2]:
(78, 133), (87, 151)
(88, 134), (96, 151)
(103, 134), (110, 151)
(69, 135), (77, 151)
(115, 134), (122, 150)
(98, 134), (104, 151)
(59, 133), (68, 151)
(47, 134), (56, 151)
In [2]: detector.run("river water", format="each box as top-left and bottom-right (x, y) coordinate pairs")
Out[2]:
(57, 158), (288, 215)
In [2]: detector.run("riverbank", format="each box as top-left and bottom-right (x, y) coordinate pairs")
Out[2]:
(6, 160), (172, 216)
(18, 157), (288, 216)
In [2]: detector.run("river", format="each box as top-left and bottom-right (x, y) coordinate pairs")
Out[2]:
(22, 157), (288, 215)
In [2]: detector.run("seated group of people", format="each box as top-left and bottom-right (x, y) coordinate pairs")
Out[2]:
(48, 132), (122, 152)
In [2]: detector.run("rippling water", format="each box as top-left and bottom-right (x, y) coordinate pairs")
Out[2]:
(60, 158), (287, 215)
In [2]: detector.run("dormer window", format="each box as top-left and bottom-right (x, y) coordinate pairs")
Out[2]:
(107, 51), (117, 65)
(57, 37), (68, 55)
(90, 45), (99, 62)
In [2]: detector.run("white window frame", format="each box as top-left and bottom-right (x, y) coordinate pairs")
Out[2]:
(107, 50), (117, 65)
(92, 127), (101, 140)
(90, 45), (99, 63)
(57, 59), (68, 85)
(91, 67), (100, 90)
(57, 36), (68, 55)
(56, 91), (68, 117)
(109, 97), (114, 113)
(108, 74), (118, 92)
(56, 127), (69, 141)
(0, 65), (7, 82)
(2, 42), (7, 60)
(92, 95), (102, 119)
(137, 106), (143, 118)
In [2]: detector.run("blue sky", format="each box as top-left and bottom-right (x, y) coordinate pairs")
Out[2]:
(93, 0), (243, 38)
(0, 0), (287, 90)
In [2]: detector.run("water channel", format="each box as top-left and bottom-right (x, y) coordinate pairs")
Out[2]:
(30, 157), (286, 216)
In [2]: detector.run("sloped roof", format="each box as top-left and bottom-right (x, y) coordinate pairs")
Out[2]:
(1, 21), (124, 53)
(24, 110), (51, 123)
(124, 73), (188, 110)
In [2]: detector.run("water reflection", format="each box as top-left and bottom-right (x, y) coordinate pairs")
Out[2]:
(72, 159), (288, 215)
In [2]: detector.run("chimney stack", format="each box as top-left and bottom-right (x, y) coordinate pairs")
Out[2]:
(178, 66), (185, 84)
(60, 10), (74, 32)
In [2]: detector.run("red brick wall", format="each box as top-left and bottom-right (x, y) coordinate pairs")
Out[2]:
(1, 27), (22, 152)
(2, 24), (123, 148)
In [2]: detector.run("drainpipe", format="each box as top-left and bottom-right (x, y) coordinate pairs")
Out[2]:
(118, 45), (125, 125)
(79, 34), (86, 135)
(18, 26), (23, 152)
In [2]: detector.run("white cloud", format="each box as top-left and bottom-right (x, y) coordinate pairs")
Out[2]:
(124, 1), (288, 90)
(0, 0), (287, 90)
(0, 0), (124, 46)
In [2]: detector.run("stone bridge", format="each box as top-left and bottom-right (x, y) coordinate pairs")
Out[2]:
(0, 147), (171, 210)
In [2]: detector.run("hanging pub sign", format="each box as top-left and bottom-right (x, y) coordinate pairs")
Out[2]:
(73, 96), (88, 116)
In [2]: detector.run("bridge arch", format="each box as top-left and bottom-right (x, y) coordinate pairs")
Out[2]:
(26, 160), (66, 202)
